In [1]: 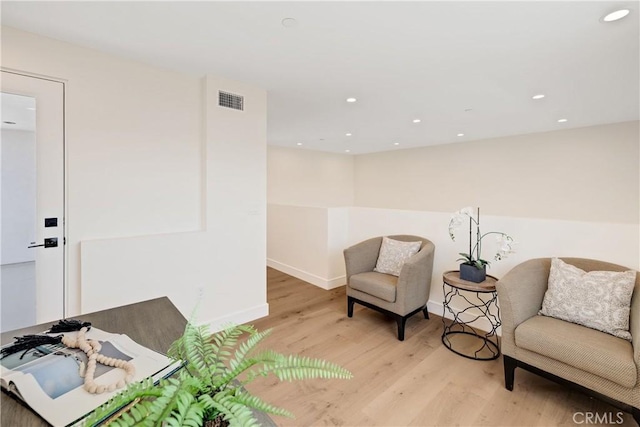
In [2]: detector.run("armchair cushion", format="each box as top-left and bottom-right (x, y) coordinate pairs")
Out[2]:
(516, 315), (637, 388)
(374, 237), (422, 276)
(349, 272), (398, 303)
(540, 258), (635, 340)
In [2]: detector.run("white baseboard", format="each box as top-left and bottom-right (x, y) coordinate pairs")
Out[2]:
(427, 300), (502, 337)
(267, 259), (346, 290)
(200, 303), (270, 332)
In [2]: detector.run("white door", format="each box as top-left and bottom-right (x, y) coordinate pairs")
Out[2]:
(1, 70), (65, 331)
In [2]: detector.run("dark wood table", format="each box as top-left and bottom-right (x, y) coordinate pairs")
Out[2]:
(1, 297), (276, 426)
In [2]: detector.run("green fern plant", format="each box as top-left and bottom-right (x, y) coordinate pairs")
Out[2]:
(85, 322), (352, 427)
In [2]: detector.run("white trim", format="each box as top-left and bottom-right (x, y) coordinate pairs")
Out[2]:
(199, 303), (270, 333)
(267, 258), (346, 290)
(325, 275), (347, 289)
(427, 299), (502, 337)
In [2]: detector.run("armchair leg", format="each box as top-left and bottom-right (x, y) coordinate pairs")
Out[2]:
(396, 316), (406, 341)
(347, 297), (427, 340)
(504, 355), (517, 391)
(347, 296), (355, 318)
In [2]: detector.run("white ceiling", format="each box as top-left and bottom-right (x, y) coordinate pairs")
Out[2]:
(2, 1), (638, 154)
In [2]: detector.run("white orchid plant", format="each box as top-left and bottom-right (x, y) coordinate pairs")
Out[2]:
(448, 207), (515, 270)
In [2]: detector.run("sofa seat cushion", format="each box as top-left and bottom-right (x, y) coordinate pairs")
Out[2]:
(349, 272), (398, 303)
(515, 315), (637, 388)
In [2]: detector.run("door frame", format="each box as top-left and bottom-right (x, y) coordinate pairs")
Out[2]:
(2, 67), (69, 319)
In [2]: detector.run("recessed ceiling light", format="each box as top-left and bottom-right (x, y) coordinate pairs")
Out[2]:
(457, 133), (465, 137)
(26, 107), (36, 111)
(394, 142), (400, 146)
(346, 98), (357, 103)
(345, 149), (351, 153)
(296, 142), (302, 146)
(345, 133), (352, 136)
(602, 9), (630, 22)
(412, 119), (421, 123)
(557, 118), (568, 123)
(532, 94), (545, 100)
(3, 121), (16, 125)
(281, 18), (298, 28)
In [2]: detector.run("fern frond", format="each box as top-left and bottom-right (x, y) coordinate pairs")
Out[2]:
(199, 393), (261, 427)
(268, 354), (353, 382)
(170, 321), (219, 385)
(232, 391), (294, 418)
(229, 328), (272, 371)
(180, 401), (207, 427)
(163, 390), (206, 427)
(145, 377), (197, 425)
(168, 307), (204, 361)
(84, 378), (163, 426)
(213, 350), (287, 390)
(212, 324), (256, 362)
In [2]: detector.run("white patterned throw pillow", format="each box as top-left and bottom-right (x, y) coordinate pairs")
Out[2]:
(373, 237), (422, 277)
(539, 258), (636, 340)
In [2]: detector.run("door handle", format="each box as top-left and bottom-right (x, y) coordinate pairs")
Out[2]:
(28, 238), (58, 248)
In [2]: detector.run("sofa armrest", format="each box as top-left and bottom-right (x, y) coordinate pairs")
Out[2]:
(396, 241), (436, 314)
(343, 237), (382, 281)
(496, 258), (552, 356)
(630, 276), (640, 366)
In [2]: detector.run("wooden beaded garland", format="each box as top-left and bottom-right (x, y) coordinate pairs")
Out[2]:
(60, 327), (135, 395)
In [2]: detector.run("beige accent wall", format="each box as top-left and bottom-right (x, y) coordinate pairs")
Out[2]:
(354, 121), (639, 224)
(267, 146), (355, 207)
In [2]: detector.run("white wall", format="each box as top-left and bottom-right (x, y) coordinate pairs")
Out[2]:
(267, 204), (348, 289)
(2, 27), (268, 328)
(348, 207), (639, 305)
(1, 129), (36, 265)
(203, 74), (268, 317)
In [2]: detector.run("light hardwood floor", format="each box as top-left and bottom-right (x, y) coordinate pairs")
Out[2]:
(246, 268), (636, 426)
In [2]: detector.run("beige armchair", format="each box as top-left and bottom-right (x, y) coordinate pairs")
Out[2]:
(496, 258), (639, 424)
(343, 235), (435, 341)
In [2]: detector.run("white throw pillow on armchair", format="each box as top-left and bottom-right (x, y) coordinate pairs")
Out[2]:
(373, 237), (422, 277)
(539, 258), (635, 340)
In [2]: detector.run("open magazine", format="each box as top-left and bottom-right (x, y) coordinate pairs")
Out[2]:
(1, 327), (183, 426)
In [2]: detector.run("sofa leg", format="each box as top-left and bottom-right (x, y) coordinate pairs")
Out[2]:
(396, 316), (406, 341)
(347, 296), (355, 318)
(632, 407), (639, 425)
(504, 355), (517, 391)
(422, 307), (429, 319)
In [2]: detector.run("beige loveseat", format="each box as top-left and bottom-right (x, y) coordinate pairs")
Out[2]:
(496, 258), (639, 424)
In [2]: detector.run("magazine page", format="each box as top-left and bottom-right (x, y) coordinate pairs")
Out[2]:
(0, 327), (179, 426)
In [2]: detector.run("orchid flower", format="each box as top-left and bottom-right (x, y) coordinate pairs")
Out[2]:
(449, 207), (515, 269)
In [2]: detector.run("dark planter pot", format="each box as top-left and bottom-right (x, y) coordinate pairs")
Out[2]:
(459, 263), (486, 283)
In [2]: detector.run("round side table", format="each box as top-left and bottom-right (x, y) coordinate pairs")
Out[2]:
(441, 270), (501, 361)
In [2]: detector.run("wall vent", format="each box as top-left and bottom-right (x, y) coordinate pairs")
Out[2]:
(218, 91), (244, 111)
